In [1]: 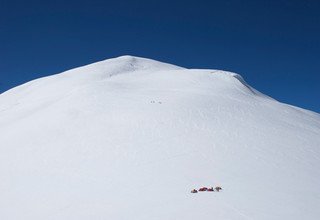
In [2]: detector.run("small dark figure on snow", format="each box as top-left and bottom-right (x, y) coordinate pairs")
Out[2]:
(191, 189), (198, 193)
(215, 186), (222, 192)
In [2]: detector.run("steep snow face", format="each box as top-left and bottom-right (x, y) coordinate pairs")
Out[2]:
(0, 56), (320, 220)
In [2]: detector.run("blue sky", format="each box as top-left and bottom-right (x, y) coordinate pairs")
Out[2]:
(1, 0), (319, 112)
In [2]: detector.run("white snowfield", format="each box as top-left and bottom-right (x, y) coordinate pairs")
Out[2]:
(0, 55), (320, 220)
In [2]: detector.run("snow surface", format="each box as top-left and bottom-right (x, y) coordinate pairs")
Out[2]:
(0, 55), (320, 220)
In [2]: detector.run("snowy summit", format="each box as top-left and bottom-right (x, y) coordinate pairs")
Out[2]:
(0, 55), (320, 220)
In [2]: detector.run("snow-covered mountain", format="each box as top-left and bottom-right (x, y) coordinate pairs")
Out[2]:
(0, 55), (320, 220)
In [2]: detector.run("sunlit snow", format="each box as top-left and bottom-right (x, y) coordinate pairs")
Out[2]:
(1, 56), (320, 219)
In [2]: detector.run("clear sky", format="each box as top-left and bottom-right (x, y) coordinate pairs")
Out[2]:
(1, 0), (319, 112)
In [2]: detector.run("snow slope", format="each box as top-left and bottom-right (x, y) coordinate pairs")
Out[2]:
(0, 55), (320, 220)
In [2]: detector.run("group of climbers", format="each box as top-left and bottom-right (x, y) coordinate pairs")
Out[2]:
(191, 186), (222, 193)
